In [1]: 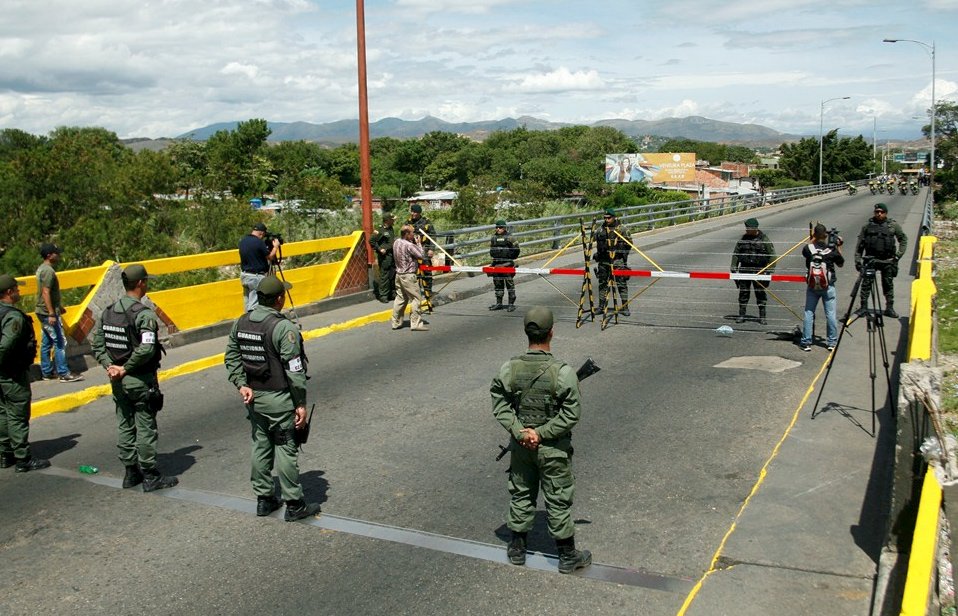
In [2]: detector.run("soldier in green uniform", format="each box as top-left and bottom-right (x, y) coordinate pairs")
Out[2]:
(224, 275), (321, 522)
(0, 274), (50, 472)
(594, 208), (631, 315)
(488, 220), (520, 312)
(406, 204), (436, 312)
(369, 212), (397, 303)
(92, 264), (177, 491)
(855, 203), (908, 318)
(730, 217), (776, 324)
(491, 306), (592, 574)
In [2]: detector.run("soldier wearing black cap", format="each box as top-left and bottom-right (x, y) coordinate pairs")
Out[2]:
(405, 204), (435, 312)
(855, 203), (908, 317)
(239, 222), (281, 312)
(731, 217), (776, 324)
(594, 208), (631, 315)
(35, 243), (82, 383)
(488, 220), (520, 312)
(92, 264), (177, 491)
(224, 275), (320, 522)
(369, 212), (397, 303)
(0, 274), (50, 472)
(491, 306), (592, 574)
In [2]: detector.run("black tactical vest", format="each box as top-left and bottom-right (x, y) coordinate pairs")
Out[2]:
(490, 234), (519, 263)
(862, 220), (897, 258)
(100, 300), (162, 373)
(509, 354), (564, 428)
(0, 304), (37, 376)
(235, 312), (295, 391)
(735, 233), (770, 269)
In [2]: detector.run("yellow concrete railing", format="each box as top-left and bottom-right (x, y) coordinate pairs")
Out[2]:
(15, 231), (366, 343)
(907, 235), (937, 361)
(899, 470), (943, 616)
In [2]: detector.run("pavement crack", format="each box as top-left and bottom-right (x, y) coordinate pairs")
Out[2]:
(715, 555), (874, 580)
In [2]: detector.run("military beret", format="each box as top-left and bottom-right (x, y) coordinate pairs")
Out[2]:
(410, 204), (423, 214)
(121, 264), (155, 283)
(744, 217), (759, 229)
(39, 243), (62, 258)
(383, 211), (396, 220)
(524, 306), (554, 336)
(873, 203), (888, 213)
(258, 275), (292, 296)
(604, 208), (616, 217)
(495, 220), (507, 227)
(0, 274), (23, 293)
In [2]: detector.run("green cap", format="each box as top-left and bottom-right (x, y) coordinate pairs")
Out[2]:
(495, 220), (507, 227)
(524, 306), (554, 336)
(874, 203), (888, 213)
(410, 204), (423, 214)
(257, 275), (292, 296)
(744, 217), (759, 228)
(383, 211), (396, 220)
(122, 264), (154, 283)
(604, 208), (616, 217)
(0, 274), (23, 293)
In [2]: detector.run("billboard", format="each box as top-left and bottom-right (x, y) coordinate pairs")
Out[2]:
(605, 153), (696, 184)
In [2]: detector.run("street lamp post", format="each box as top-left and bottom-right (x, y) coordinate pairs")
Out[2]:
(884, 38), (936, 201)
(819, 96), (851, 187)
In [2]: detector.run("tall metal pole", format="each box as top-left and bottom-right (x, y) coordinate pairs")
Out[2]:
(356, 0), (374, 264)
(883, 38), (936, 204)
(819, 96), (850, 186)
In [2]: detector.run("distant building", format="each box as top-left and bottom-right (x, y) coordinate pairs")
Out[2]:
(405, 190), (458, 210)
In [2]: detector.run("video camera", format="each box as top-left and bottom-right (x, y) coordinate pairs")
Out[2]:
(826, 228), (843, 249)
(264, 231), (285, 248)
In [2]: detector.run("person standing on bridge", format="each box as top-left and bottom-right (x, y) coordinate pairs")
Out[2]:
(35, 243), (83, 383)
(406, 204), (436, 313)
(488, 220), (520, 312)
(369, 211), (397, 303)
(854, 203), (907, 318)
(391, 225), (429, 331)
(800, 225), (845, 352)
(730, 218), (775, 324)
(92, 264), (178, 491)
(239, 222), (281, 312)
(0, 274), (50, 472)
(224, 275), (321, 521)
(594, 209), (631, 316)
(491, 306), (592, 574)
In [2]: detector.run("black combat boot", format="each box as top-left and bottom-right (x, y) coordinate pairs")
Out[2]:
(556, 536), (592, 574)
(14, 457), (51, 473)
(284, 499), (321, 522)
(506, 295), (517, 312)
(122, 464), (143, 489)
(619, 303), (630, 317)
(884, 302), (898, 318)
(736, 305), (747, 323)
(141, 468), (178, 492)
(489, 298), (504, 311)
(256, 495), (281, 517)
(507, 531), (527, 566)
(0, 452), (15, 468)
(758, 305), (767, 325)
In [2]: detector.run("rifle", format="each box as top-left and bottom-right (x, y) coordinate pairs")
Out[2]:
(294, 403), (316, 449)
(495, 357), (601, 461)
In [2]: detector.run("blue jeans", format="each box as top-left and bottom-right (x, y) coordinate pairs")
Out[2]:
(40, 317), (69, 377)
(801, 287), (838, 347)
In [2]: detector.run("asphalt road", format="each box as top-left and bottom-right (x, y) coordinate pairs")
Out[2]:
(0, 189), (923, 615)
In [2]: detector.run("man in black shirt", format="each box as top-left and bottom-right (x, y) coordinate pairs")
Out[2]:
(239, 222), (280, 312)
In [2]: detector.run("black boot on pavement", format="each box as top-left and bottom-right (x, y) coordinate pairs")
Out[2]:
(488, 301), (504, 311)
(14, 457), (51, 473)
(284, 499), (321, 522)
(257, 495), (281, 517)
(884, 303), (898, 318)
(556, 536), (592, 574)
(507, 531), (527, 565)
(141, 468), (178, 492)
(759, 306), (767, 325)
(736, 305), (747, 323)
(0, 452), (15, 468)
(122, 464), (144, 488)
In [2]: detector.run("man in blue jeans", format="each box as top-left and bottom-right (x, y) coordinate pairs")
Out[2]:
(35, 243), (82, 383)
(800, 224), (845, 352)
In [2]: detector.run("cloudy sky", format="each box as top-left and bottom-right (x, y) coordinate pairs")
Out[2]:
(2, 0), (956, 140)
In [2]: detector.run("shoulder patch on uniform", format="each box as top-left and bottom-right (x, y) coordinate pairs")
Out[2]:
(10, 320), (21, 334)
(287, 331), (296, 344)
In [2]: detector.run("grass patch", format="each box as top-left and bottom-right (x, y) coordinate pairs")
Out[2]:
(934, 202), (958, 427)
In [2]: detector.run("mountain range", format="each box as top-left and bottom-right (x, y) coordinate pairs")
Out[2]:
(146, 115), (805, 148)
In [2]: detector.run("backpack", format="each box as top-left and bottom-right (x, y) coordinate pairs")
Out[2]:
(806, 244), (831, 291)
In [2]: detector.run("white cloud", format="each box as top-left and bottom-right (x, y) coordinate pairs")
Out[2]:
(515, 68), (603, 93)
(221, 62), (260, 81)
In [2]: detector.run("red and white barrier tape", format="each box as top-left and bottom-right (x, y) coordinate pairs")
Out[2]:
(421, 264), (805, 283)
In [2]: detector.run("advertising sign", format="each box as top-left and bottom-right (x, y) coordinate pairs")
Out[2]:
(605, 153), (695, 183)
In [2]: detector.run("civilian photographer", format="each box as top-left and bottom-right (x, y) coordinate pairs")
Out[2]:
(239, 222), (281, 312)
(800, 224), (845, 352)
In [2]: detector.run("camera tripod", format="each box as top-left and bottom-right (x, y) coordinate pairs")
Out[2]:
(810, 260), (892, 436)
(268, 243), (301, 326)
